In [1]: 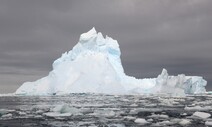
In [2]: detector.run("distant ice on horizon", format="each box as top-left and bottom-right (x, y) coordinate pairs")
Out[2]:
(15, 28), (207, 96)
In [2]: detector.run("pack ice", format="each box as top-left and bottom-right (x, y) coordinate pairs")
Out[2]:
(15, 28), (207, 96)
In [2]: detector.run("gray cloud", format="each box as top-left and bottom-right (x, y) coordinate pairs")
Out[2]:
(0, 0), (212, 93)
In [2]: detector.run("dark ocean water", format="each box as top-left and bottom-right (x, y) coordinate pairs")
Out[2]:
(0, 94), (212, 127)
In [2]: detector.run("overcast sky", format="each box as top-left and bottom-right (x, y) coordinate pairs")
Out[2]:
(0, 0), (212, 93)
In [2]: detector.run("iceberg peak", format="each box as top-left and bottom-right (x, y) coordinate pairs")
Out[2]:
(15, 28), (207, 96)
(79, 27), (97, 42)
(159, 68), (168, 78)
(162, 68), (168, 75)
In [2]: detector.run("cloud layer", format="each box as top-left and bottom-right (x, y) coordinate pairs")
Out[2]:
(0, 0), (212, 93)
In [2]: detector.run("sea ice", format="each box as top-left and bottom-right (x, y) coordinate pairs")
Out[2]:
(193, 111), (211, 119)
(184, 106), (212, 111)
(205, 121), (212, 126)
(44, 112), (72, 117)
(179, 119), (191, 125)
(148, 114), (169, 119)
(43, 104), (81, 118)
(52, 104), (79, 114)
(15, 28), (207, 96)
(1, 113), (12, 118)
(155, 120), (173, 126)
(124, 116), (136, 120)
(134, 118), (148, 124)
(0, 109), (15, 115)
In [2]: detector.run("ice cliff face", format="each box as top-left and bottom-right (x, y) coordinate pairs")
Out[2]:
(15, 28), (207, 96)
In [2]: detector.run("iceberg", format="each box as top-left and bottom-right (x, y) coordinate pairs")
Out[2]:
(15, 28), (207, 96)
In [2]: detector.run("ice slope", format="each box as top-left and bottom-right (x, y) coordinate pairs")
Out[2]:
(15, 28), (207, 95)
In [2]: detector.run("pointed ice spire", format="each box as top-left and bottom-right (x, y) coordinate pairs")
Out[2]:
(96, 32), (106, 46)
(86, 27), (96, 35)
(161, 68), (168, 76)
(79, 27), (97, 42)
(157, 68), (168, 79)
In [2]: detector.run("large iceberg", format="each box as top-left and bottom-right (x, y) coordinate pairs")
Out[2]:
(15, 28), (207, 96)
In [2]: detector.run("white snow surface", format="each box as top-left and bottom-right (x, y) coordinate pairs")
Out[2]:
(205, 121), (212, 126)
(193, 111), (211, 119)
(15, 28), (207, 95)
(134, 118), (149, 124)
(179, 119), (191, 125)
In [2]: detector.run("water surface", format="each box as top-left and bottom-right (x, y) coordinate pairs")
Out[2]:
(0, 94), (211, 127)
